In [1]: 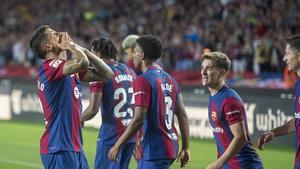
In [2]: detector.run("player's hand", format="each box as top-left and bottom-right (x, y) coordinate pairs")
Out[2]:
(108, 145), (120, 161)
(57, 32), (74, 50)
(257, 131), (274, 151)
(177, 149), (190, 168)
(133, 139), (142, 161)
(206, 161), (221, 169)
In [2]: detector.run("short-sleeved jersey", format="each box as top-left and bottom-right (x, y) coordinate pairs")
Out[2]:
(38, 59), (84, 154)
(208, 85), (262, 168)
(90, 61), (136, 145)
(294, 78), (300, 169)
(134, 66), (179, 160)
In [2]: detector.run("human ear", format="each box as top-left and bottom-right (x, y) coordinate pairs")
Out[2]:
(43, 44), (52, 52)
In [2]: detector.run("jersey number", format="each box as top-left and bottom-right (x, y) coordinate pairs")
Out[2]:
(114, 87), (133, 126)
(165, 96), (173, 130)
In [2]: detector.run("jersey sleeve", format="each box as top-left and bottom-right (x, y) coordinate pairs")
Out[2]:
(89, 81), (105, 93)
(222, 97), (244, 125)
(133, 76), (151, 108)
(43, 59), (65, 81)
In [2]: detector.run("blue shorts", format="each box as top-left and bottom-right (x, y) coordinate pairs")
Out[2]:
(137, 159), (174, 169)
(94, 143), (135, 169)
(41, 151), (89, 169)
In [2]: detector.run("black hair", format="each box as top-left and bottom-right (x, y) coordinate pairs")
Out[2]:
(29, 25), (50, 59)
(286, 35), (300, 52)
(91, 37), (118, 60)
(136, 35), (163, 60)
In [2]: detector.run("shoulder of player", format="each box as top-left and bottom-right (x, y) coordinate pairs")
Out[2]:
(42, 59), (65, 69)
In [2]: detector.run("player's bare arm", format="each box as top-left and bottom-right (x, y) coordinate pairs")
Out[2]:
(206, 121), (247, 169)
(81, 92), (102, 127)
(108, 106), (147, 161)
(133, 129), (143, 160)
(80, 48), (114, 82)
(175, 93), (191, 168)
(258, 118), (295, 150)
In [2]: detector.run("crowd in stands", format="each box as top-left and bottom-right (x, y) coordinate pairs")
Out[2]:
(1, 0), (300, 88)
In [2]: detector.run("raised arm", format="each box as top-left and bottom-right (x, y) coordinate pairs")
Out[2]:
(80, 48), (114, 82)
(175, 93), (190, 168)
(60, 36), (89, 76)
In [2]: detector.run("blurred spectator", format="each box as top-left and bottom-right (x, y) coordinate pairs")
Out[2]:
(0, 0), (300, 83)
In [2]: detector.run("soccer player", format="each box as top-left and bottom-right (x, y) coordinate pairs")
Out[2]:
(29, 25), (113, 169)
(122, 34), (143, 75)
(122, 34), (139, 64)
(122, 34), (163, 75)
(108, 35), (190, 169)
(81, 37), (136, 169)
(257, 35), (300, 169)
(201, 52), (263, 169)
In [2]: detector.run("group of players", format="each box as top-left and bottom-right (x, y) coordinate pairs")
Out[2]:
(29, 25), (300, 169)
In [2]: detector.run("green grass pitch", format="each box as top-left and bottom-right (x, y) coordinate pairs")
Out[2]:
(0, 120), (294, 169)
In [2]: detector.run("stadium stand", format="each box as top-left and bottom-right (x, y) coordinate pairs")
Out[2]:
(0, 0), (300, 88)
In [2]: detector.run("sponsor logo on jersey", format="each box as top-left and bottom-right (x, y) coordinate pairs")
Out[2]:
(212, 127), (224, 133)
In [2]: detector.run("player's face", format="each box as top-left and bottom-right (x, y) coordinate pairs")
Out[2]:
(43, 28), (65, 54)
(123, 48), (134, 63)
(133, 44), (144, 68)
(201, 59), (224, 88)
(283, 44), (300, 71)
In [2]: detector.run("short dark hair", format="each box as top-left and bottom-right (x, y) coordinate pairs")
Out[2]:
(286, 35), (300, 52)
(136, 35), (163, 60)
(29, 25), (50, 59)
(91, 37), (118, 60)
(202, 52), (231, 72)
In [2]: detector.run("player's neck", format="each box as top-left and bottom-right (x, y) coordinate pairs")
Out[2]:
(45, 50), (67, 60)
(209, 81), (225, 96)
(142, 60), (156, 72)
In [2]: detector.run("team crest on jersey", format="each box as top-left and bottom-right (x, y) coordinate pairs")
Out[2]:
(212, 111), (217, 121)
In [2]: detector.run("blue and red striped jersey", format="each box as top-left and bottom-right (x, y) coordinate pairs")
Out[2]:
(208, 85), (262, 168)
(294, 78), (300, 169)
(90, 61), (136, 145)
(134, 66), (179, 160)
(38, 59), (84, 154)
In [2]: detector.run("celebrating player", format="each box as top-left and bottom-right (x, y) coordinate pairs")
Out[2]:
(108, 35), (190, 169)
(30, 25), (113, 169)
(81, 37), (136, 169)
